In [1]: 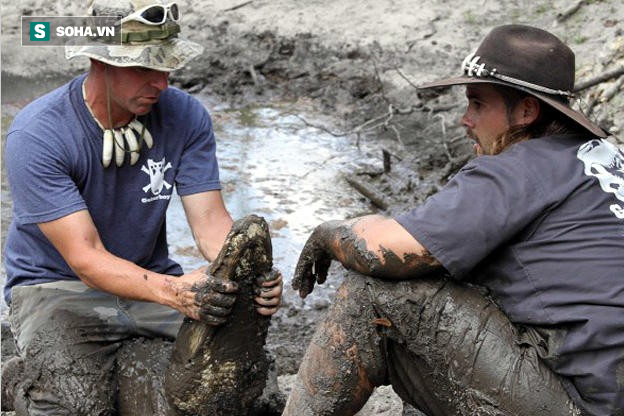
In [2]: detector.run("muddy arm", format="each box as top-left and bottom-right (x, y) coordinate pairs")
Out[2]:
(293, 214), (443, 298)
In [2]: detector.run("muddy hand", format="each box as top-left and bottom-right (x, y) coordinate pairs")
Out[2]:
(192, 273), (239, 325)
(255, 268), (283, 316)
(293, 233), (333, 298)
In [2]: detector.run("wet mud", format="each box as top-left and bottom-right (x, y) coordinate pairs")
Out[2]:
(2, 1), (623, 415)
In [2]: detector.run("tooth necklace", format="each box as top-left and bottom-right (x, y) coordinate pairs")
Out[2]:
(82, 76), (154, 168)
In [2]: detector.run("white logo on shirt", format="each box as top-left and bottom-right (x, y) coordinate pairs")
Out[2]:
(577, 139), (624, 219)
(141, 157), (172, 202)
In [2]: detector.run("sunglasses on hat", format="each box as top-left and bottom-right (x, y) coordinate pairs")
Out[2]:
(121, 2), (180, 25)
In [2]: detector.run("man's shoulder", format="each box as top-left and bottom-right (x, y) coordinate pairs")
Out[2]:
(460, 134), (591, 181)
(160, 86), (200, 106)
(11, 76), (81, 133)
(495, 134), (591, 167)
(515, 133), (591, 153)
(156, 86), (209, 123)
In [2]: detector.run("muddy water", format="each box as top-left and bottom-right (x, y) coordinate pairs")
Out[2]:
(168, 95), (375, 310)
(1, 75), (375, 319)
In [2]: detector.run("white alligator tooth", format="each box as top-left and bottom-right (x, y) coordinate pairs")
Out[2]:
(124, 127), (140, 165)
(142, 126), (153, 149)
(114, 129), (125, 167)
(129, 119), (153, 149)
(103, 129), (114, 168)
(128, 119), (142, 132)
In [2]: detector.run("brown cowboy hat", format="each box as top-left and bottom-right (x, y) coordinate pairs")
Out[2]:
(419, 24), (608, 138)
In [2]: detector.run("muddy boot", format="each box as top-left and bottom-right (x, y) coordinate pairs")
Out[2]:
(1, 355), (24, 411)
(165, 215), (275, 416)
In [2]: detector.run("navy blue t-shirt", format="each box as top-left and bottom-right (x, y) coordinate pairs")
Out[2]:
(4, 74), (221, 303)
(396, 135), (624, 415)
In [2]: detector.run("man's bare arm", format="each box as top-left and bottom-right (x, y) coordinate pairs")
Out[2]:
(293, 215), (443, 298)
(38, 209), (238, 322)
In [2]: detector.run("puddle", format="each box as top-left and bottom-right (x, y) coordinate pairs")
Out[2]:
(1, 76), (379, 318)
(167, 96), (378, 310)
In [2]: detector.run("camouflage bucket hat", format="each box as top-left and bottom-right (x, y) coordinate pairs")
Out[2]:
(65, 0), (203, 71)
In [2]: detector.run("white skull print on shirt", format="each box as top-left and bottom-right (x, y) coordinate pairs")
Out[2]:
(141, 157), (172, 195)
(577, 139), (624, 219)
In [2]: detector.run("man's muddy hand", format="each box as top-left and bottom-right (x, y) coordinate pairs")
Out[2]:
(254, 268), (283, 316)
(166, 267), (239, 324)
(193, 271), (239, 325)
(292, 228), (333, 298)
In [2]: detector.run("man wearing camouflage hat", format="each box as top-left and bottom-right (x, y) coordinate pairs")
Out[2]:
(3, 1), (282, 414)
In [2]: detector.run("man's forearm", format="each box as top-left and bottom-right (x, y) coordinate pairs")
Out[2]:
(69, 245), (182, 306)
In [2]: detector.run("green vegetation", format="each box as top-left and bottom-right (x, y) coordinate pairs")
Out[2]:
(237, 107), (258, 126)
(573, 34), (588, 44)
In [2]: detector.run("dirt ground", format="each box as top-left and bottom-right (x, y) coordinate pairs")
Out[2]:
(1, 0), (623, 414)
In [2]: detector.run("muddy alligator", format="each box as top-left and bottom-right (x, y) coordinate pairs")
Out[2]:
(164, 214), (276, 415)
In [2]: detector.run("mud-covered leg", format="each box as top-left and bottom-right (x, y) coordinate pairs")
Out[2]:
(285, 272), (581, 416)
(367, 276), (581, 416)
(283, 276), (388, 416)
(1, 356), (24, 412)
(10, 303), (121, 415)
(7, 281), (153, 416)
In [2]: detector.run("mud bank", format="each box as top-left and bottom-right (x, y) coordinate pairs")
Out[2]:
(3, 0), (623, 136)
(2, 0), (624, 414)
(5, 0), (621, 208)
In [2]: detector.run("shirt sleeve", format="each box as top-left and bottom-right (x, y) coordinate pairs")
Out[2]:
(6, 129), (87, 225)
(395, 152), (550, 279)
(174, 94), (222, 196)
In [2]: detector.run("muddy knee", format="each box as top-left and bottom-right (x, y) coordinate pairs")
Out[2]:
(16, 315), (119, 415)
(285, 273), (389, 415)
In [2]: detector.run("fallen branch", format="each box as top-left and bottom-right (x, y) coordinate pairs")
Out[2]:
(248, 64), (260, 86)
(383, 149), (392, 173)
(574, 66), (624, 92)
(439, 153), (472, 179)
(556, 0), (585, 22)
(294, 115), (348, 137)
(345, 175), (389, 210)
(394, 67), (419, 89)
(223, 0), (254, 12)
(426, 103), (460, 113)
(294, 104), (417, 142)
(586, 76), (623, 115)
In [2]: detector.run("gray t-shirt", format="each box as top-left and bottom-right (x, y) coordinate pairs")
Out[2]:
(396, 134), (624, 415)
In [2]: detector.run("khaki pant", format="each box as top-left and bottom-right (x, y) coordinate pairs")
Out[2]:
(9, 280), (183, 416)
